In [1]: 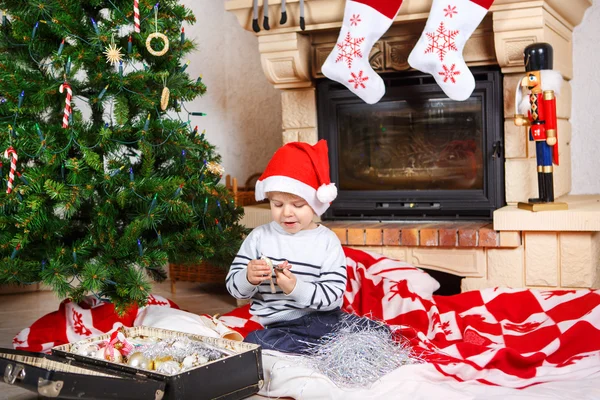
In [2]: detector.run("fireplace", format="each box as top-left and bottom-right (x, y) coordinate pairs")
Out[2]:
(318, 67), (505, 220)
(226, 0), (600, 292)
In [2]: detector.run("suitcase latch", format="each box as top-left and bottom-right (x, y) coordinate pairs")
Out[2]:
(38, 378), (64, 397)
(4, 363), (26, 384)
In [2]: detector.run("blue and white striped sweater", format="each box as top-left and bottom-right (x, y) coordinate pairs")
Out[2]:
(226, 221), (347, 326)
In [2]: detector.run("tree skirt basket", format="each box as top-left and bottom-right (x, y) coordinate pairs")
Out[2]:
(169, 262), (227, 294)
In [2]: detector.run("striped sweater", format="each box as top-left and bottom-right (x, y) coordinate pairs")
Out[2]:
(226, 221), (347, 326)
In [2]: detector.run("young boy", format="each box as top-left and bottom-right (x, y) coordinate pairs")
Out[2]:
(225, 140), (349, 353)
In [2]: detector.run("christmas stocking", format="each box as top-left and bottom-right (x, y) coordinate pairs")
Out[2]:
(321, 0), (404, 104)
(408, 0), (494, 101)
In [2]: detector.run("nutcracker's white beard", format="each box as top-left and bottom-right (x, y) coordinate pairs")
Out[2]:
(517, 69), (564, 114)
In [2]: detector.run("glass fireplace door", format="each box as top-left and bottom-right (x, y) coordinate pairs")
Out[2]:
(318, 67), (505, 220)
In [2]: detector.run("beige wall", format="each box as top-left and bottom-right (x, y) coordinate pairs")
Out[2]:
(185, 0), (597, 193)
(572, 0), (600, 194)
(181, 0), (282, 185)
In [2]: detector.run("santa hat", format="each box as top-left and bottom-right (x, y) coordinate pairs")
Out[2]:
(255, 140), (338, 216)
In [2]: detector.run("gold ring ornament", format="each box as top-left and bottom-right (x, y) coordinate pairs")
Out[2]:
(146, 32), (169, 56)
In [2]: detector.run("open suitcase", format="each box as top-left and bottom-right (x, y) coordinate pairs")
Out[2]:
(1, 326), (263, 399)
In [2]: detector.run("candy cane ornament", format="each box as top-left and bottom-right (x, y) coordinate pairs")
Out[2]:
(4, 146), (17, 194)
(134, 0), (141, 33)
(59, 82), (72, 129)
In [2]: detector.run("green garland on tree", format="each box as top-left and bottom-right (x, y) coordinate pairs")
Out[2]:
(0, 0), (247, 312)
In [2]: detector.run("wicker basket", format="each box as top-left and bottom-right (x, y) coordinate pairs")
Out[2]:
(169, 262), (227, 294)
(225, 173), (265, 207)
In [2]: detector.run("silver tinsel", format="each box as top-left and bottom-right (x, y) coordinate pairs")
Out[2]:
(139, 336), (225, 364)
(304, 316), (421, 389)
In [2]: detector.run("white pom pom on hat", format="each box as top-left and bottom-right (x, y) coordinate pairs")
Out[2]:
(254, 140), (337, 216)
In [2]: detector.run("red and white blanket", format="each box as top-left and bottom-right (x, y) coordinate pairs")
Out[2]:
(13, 247), (600, 389)
(221, 247), (600, 388)
(13, 294), (178, 353)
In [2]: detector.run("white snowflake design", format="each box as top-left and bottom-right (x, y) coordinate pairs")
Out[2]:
(444, 5), (458, 18)
(350, 13), (361, 26)
(335, 32), (365, 69)
(438, 64), (461, 83)
(348, 70), (369, 89)
(424, 22), (459, 61)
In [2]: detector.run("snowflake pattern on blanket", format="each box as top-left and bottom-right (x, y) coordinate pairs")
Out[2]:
(221, 247), (600, 388)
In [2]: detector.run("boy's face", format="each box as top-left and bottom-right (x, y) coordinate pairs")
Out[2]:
(268, 192), (317, 234)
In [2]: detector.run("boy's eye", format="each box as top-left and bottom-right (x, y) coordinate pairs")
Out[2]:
(293, 203), (305, 208)
(273, 203), (283, 207)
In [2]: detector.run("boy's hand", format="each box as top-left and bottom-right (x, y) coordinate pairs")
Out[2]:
(275, 261), (297, 295)
(247, 259), (272, 285)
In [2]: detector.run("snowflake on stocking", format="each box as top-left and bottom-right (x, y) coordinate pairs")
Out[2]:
(335, 32), (365, 69)
(424, 22), (458, 61)
(439, 64), (461, 83)
(348, 70), (369, 89)
(146, 294), (168, 306)
(350, 14), (361, 26)
(444, 5), (458, 18)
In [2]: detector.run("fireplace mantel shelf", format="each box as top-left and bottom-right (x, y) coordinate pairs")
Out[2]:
(494, 195), (600, 231)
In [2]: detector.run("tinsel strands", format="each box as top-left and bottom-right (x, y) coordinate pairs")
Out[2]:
(134, 0), (141, 33)
(4, 146), (17, 194)
(59, 82), (73, 128)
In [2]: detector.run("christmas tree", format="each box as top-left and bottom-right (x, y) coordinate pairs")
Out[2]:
(0, 0), (246, 311)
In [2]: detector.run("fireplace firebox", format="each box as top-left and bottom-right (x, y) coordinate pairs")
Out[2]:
(318, 67), (505, 220)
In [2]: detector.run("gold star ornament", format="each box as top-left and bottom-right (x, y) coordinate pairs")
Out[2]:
(104, 42), (123, 65)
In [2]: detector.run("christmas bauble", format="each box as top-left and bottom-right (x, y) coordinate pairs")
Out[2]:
(153, 355), (174, 370)
(127, 352), (152, 369)
(156, 360), (181, 375)
(76, 344), (100, 357)
(95, 347), (123, 363)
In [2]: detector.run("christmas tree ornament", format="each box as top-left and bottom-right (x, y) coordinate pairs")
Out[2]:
(4, 145), (17, 194)
(160, 75), (170, 110)
(104, 34), (123, 65)
(133, 0), (141, 33)
(408, 0), (495, 101)
(127, 352), (152, 369)
(206, 161), (224, 177)
(95, 346), (123, 363)
(146, 5), (169, 56)
(321, 0), (405, 104)
(59, 81), (73, 128)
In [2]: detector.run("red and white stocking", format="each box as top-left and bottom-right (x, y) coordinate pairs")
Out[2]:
(408, 0), (494, 101)
(321, 0), (404, 104)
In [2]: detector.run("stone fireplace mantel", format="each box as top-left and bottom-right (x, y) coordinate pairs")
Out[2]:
(226, 0), (600, 292)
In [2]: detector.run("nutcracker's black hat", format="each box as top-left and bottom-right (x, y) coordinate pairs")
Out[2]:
(524, 43), (553, 71)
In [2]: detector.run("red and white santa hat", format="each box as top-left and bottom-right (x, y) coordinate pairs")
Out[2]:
(255, 140), (338, 216)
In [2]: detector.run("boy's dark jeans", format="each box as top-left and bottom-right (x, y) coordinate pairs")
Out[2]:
(244, 309), (389, 354)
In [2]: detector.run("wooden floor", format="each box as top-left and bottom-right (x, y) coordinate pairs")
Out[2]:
(0, 280), (246, 399)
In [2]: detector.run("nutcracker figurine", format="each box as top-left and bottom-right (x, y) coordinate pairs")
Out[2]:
(514, 43), (568, 211)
